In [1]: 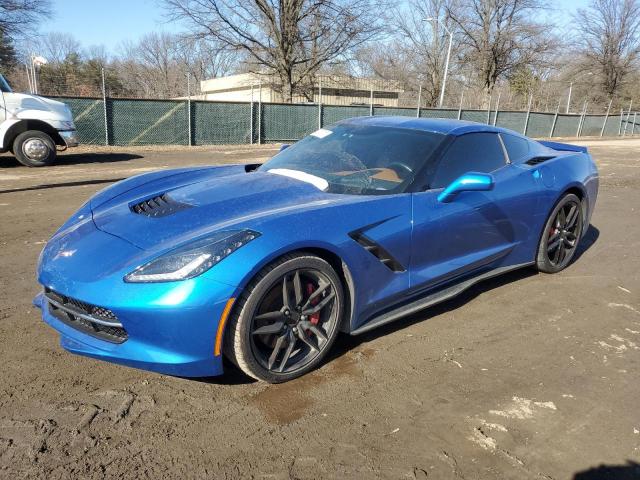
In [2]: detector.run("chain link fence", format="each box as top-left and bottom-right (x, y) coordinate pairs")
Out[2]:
(56, 94), (639, 147)
(9, 63), (638, 145)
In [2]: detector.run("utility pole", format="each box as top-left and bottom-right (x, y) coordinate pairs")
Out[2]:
(426, 17), (453, 108)
(101, 68), (108, 146)
(369, 84), (374, 116)
(186, 72), (192, 146)
(623, 100), (633, 136)
(600, 99), (612, 137)
(318, 76), (322, 129)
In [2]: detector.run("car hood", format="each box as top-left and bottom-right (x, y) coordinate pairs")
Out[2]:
(4, 92), (72, 121)
(91, 165), (350, 251)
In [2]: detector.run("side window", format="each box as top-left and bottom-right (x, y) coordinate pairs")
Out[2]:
(431, 133), (506, 189)
(501, 133), (530, 163)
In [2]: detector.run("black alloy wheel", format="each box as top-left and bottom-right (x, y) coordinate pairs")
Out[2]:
(225, 253), (343, 383)
(536, 193), (584, 273)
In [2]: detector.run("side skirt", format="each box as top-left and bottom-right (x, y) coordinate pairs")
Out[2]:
(350, 262), (534, 336)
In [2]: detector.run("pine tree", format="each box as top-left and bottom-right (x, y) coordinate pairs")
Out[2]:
(0, 28), (18, 74)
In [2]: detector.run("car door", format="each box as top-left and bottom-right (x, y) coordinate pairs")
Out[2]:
(410, 132), (540, 291)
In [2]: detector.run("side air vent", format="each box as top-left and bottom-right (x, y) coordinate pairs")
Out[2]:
(130, 193), (191, 218)
(526, 156), (554, 166)
(349, 231), (406, 273)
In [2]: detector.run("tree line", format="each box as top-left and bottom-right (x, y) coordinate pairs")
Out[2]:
(1, 0), (640, 111)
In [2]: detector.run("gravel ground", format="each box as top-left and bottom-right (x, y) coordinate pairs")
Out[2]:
(0, 139), (639, 479)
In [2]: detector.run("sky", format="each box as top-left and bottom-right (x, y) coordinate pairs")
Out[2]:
(41, 0), (172, 53)
(42, 0), (593, 55)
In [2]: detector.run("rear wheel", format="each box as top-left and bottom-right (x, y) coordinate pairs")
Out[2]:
(536, 193), (584, 273)
(13, 130), (56, 167)
(224, 253), (343, 383)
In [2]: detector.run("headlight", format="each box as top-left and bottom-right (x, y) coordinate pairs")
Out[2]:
(124, 230), (260, 283)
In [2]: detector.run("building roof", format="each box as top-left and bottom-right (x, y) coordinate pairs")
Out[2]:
(200, 73), (404, 93)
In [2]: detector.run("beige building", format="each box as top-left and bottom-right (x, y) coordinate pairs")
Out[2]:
(199, 73), (403, 107)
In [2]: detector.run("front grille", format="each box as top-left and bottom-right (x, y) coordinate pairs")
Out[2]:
(130, 193), (191, 217)
(44, 289), (128, 343)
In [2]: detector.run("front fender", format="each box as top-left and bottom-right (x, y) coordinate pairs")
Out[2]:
(0, 118), (21, 149)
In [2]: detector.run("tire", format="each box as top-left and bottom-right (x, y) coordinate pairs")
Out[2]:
(536, 193), (584, 273)
(224, 253), (344, 383)
(13, 130), (56, 167)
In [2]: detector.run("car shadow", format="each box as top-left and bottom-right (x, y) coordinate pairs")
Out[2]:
(0, 152), (143, 168)
(327, 224), (601, 365)
(573, 461), (640, 479)
(326, 266), (539, 363)
(192, 359), (258, 385)
(0, 178), (126, 195)
(573, 224), (600, 262)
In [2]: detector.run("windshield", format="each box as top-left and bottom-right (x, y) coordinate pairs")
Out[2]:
(0, 75), (12, 93)
(259, 123), (445, 195)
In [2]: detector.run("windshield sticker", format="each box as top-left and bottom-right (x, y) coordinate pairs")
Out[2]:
(310, 128), (332, 139)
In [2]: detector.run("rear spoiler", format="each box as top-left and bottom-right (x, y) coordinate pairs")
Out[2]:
(537, 140), (588, 154)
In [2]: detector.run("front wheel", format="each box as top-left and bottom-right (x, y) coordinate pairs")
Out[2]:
(13, 130), (56, 167)
(224, 253), (344, 383)
(536, 193), (584, 273)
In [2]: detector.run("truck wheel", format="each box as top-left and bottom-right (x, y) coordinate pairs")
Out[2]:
(13, 130), (56, 167)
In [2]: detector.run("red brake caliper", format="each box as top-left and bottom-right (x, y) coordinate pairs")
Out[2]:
(306, 283), (321, 325)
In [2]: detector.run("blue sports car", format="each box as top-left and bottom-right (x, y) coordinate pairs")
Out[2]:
(35, 117), (599, 383)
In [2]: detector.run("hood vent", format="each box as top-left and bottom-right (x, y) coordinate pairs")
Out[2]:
(130, 193), (191, 218)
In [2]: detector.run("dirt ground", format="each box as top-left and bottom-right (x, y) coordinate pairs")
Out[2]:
(0, 139), (639, 479)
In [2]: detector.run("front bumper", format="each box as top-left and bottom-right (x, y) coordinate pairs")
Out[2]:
(34, 279), (235, 377)
(36, 219), (238, 377)
(59, 129), (79, 147)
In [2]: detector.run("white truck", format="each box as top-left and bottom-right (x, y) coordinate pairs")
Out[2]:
(0, 73), (79, 167)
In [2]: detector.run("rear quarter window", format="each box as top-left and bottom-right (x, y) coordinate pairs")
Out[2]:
(501, 133), (530, 163)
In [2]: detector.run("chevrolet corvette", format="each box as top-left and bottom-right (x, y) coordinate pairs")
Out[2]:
(35, 117), (599, 382)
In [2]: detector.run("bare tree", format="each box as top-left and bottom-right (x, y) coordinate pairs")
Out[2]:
(116, 32), (232, 98)
(392, 0), (455, 106)
(573, 0), (640, 99)
(446, 0), (554, 98)
(0, 0), (50, 38)
(162, 0), (385, 102)
(34, 32), (81, 63)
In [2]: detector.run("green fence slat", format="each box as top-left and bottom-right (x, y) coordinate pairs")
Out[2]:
(193, 101), (251, 145)
(553, 115), (582, 137)
(495, 111), (526, 133)
(603, 116), (620, 136)
(580, 115), (606, 136)
(461, 110), (488, 123)
(57, 97), (104, 145)
(110, 99), (188, 146)
(374, 107), (416, 117)
(322, 105), (370, 126)
(261, 103), (317, 142)
(420, 108), (458, 119)
(526, 113), (555, 137)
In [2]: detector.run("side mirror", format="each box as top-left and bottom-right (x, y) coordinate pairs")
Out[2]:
(279, 144), (290, 152)
(437, 172), (494, 203)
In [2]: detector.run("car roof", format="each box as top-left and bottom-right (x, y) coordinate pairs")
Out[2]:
(339, 115), (522, 137)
